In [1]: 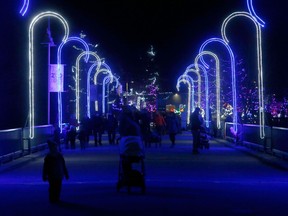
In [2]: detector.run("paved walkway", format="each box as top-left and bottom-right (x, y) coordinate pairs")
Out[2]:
(0, 132), (288, 216)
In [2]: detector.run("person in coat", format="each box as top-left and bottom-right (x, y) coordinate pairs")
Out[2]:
(190, 107), (204, 154)
(42, 140), (69, 203)
(165, 111), (180, 148)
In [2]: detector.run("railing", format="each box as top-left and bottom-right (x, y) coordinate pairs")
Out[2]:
(271, 127), (288, 159)
(0, 125), (54, 164)
(1, 123), (288, 164)
(0, 128), (23, 164)
(224, 122), (288, 160)
(22, 125), (54, 153)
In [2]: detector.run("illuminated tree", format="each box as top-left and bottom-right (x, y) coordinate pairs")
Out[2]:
(140, 45), (159, 112)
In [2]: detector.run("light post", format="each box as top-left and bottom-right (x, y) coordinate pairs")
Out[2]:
(41, 18), (56, 125)
(28, 11), (69, 139)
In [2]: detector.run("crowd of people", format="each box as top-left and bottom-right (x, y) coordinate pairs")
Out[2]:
(54, 106), (188, 150)
(50, 105), (213, 157)
(46, 106), (207, 203)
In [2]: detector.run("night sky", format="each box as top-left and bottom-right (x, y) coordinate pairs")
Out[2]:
(0, 0), (287, 129)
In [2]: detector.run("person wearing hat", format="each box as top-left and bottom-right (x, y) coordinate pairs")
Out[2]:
(42, 140), (69, 203)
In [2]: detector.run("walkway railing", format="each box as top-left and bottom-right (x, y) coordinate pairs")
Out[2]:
(1, 123), (288, 164)
(224, 122), (288, 159)
(0, 125), (54, 164)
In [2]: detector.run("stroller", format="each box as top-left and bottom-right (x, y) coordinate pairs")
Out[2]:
(117, 136), (146, 194)
(143, 130), (162, 148)
(199, 126), (210, 149)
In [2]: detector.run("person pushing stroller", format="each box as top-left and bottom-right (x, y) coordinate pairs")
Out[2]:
(117, 106), (146, 193)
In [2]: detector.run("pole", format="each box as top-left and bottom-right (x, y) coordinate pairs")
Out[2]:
(45, 17), (56, 125)
(47, 42), (51, 124)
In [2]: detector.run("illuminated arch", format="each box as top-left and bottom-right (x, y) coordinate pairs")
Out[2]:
(20, 0), (29, 16)
(176, 74), (194, 125)
(75, 51), (101, 123)
(87, 62), (114, 117)
(247, 0), (265, 27)
(87, 63), (98, 118)
(184, 63), (209, 128)
(221, 11), (265, 139)
(183, 66), (201, 107)
(102, 74), (119, 114)
(56, 36), (89, 131)
(93, 62), (113, 112)
(28, 11), (69, 138)
(199, 37), (237, 132)
(194, 51), (221, 129)
(93, 62), (113, 84)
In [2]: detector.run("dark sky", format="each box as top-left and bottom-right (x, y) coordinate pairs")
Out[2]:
(0, 0), (287, 129)
(31, 0), (288, 92)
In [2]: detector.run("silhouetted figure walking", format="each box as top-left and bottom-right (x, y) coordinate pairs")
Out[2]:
(78, 123), (87, 150)
(153, 111), (166, 136)
(92, 112), (104, 146)
(106, 113), (118, 145)
(42, 140), (69, 203)
(118, 106), (143, 174)
(165, 111), (180, 148)
(190, 107), (204, 154)
(68, 125), (77, 149)
(139, 109), (151, 147)
(81, 115), (92, 144)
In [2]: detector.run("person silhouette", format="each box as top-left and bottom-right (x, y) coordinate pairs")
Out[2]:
(165, 111), (180, 148)
(190, 107), (204, 154)
(42, 140), (69, 203)
(106, 113), (118, 145)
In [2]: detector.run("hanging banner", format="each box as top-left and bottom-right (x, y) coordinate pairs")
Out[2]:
(48, 64), (64, 92)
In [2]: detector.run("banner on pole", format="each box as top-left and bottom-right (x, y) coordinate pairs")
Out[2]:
(48, 64), (64, 92)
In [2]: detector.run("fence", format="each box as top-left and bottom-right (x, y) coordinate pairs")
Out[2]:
(1, 123), (288, 164)
(0, 125), (54, 164)
(224, 122), (288, 160)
